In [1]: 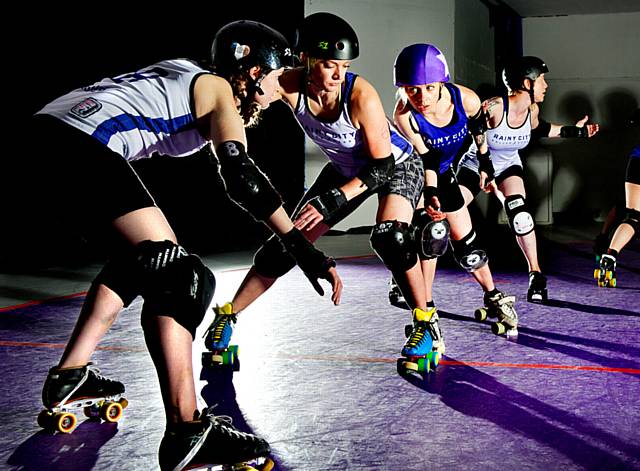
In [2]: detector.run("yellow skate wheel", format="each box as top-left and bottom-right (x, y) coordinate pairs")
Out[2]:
(403, 360), (419, 372)
(605, 271), (613, 280)
(492, 322), (507, 335)
(474, 308), (487, 321)
(261, 458), (275, 471)
(118, 398), (129, 409)
(100, 401), (124, 422)
(594, 268), (600, 279)
(54, 412), (77, 433)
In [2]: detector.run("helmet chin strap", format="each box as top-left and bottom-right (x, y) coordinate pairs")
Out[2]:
(525, 78), (536, 104)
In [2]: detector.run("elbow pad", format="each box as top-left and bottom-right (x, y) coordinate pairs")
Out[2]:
(532, 119), (551, 139)
(215, 141), (282, 221)
(560, 126), (588, 138)
(468, 108), (488, 136)
(357, 154), (395, 191)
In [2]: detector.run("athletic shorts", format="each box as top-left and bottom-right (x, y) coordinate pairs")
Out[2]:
(436, 167), (465, 213)
(294, 152), (424, 226)
(31, 114), (156, 230)
(457, 164), (524, 198)
(626, 155), (640, 185)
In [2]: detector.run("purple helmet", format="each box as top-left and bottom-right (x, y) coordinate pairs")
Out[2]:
(394, 43), (450, 87)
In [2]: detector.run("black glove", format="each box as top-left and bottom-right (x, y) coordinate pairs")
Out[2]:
(423, 186), (439, 209)
(280, 228), (336, 295)
(478, 149), (495, 185)
(308, 188), (347, 221)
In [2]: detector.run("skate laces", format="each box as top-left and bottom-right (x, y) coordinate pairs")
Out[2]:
(204, 303), (237, 341)
(201, 407), (256, 442)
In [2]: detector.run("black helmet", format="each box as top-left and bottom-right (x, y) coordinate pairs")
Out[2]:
(295, 12), (359, 60)
(502, 56), (548, 92)
(211, 20), (293, 76)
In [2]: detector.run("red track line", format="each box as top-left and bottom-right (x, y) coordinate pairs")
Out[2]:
(1, 340), (637, 374)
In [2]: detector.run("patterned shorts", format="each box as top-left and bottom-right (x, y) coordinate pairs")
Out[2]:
(380, 152), (424, 209)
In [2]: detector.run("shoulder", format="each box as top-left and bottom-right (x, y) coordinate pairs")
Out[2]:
(454, 83), (481, 115)
(278, 68), (303, 106)
(193, 74), (235, 115)
(483, 95), (503, 119)
(350, 75), (384, 116)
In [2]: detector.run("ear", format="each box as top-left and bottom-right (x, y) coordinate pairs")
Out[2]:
(523, 78), (533, 91)
(248, 65), (262, 80)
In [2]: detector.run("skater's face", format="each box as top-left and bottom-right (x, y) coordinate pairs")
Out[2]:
(403, 83), (440, 113)
(528, 74), (548, 103)
(305, 56), (351, 94)
(251, 67), (286, 109)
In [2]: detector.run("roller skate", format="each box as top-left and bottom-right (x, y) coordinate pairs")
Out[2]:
(594, 253), (617, 288)
(527, 271), (548, 303)
(158, 407), (273, 471)
(397, 307), (443, 375)
(388, 277), (409, 310)
(593, 233), (609, 265)
(474, 290), (518, 336)
(202, 303), (240, 370)
(38, 363), (128, 434)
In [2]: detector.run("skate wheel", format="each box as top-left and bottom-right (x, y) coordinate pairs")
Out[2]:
(100, 401), (123, 422)
(37, 410), (52, 429)
(118, 398), (129, 409)
(611, 278), (617, 287)
(54, 412), (77, 433)
(404, 324), (413, 337)
(605, 271), (613, 281)
(474, 308), (487, 322)
(430, 351), (441, 368)
(492, 322), (507, 336)
(84, 404), (101, 418)
(404, 360), (420, 372)
(593, 268), (600, 279)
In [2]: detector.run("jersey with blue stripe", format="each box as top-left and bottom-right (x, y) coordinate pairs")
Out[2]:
(293, 72), (413, 178)
(410, 83), (470, 174)
(37, 59), (209, 161)
(631, 145), (640, 160)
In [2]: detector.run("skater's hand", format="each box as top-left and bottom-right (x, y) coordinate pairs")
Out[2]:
(294, 203), (324, 231)
(307, 265), (343, 305)
(576, 115), (599, 137)
(480, 173), (497, 193)
(426, 199), (446, 222)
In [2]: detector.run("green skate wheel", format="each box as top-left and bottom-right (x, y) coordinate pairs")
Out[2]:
(611, 278), (617, 287)
(221, 350), (234, 365)
(429, 351), (440, 368)
(474, 308), (487, 321)
(492, 322), (507, 335)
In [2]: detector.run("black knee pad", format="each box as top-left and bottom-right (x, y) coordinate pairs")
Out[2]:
(370, 220), (418, 272)
(253, 235), (296, 278)
(504, 194), (535, 236)
(137, 241), (216, 339)
(93, 248), (142, 307)
(622, 208), (640, 236)
(451, 229), (488, 272)
(412, 208), (450, 260)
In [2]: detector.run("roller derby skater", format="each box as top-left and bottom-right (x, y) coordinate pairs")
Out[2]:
(38, 363), (127, 433)
(527, 270), (547, 303)
(30, 19), (342, 469)
(397, 307), (444, 375)
(595, 111), (639, 287)
(474, 290), (518, 336)
(458, 56), (599, 303)
(202, 303), (240, 370)
(158, 408), (273, 471)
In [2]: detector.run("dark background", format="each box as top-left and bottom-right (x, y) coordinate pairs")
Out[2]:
(1, 4), (306, 267)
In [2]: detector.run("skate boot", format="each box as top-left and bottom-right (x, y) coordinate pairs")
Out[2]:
(593, 233), (609, 264)
(474, 291), (518, 336)
(158, 408), (272, 471)
(38, 363), (127, 433)
(398, 307), (443, 374)
(527, 271), (548, 303)
(202, 303), (240, 370)
(388, 277), (409, 310)
(594, 254), (617, 288)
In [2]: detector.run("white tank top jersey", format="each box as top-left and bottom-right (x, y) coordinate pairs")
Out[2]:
(293, 72), (413, 178)
(459, 97), (532, 176)
(37, 59), (209, 161)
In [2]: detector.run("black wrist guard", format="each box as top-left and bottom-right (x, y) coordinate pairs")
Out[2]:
(478, 149), (495, 182)
(356, 154), (395, 191)
(215, 141), (282, 221)
(560, 126), (588, 138)
(308, 188), (347, 221)
(423, 185), (438, 205)
(280, 228), (336, 279)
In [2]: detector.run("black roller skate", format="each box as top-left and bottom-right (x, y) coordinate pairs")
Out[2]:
(594, 253), (617, 288)
(202, 303), (240, 370)
(388, 277), (409, 310)
(474, 291), (518, 336)
(527, 271), (548, 303)
(397, 307), (444, 375)
(38, 363), (127, 433)
(158, 407), (272, 471)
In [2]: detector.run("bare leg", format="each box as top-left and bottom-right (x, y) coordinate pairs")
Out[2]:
(499, 176), (541, 273)
(420, 258), (437, 303)
(376, 194), (427, 309)
(609, 182), (640, 253)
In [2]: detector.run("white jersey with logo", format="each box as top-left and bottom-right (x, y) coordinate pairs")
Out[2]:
(37, 59), (209, 161)
(459, 97), (531, 176)
(292, 72), (413, 178)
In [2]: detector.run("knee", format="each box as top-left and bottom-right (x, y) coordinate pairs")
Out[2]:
(504, 194), (535, 236)
(450, 229), (488, 272)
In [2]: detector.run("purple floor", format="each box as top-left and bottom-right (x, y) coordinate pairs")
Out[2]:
(1, 236), (639, 470)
